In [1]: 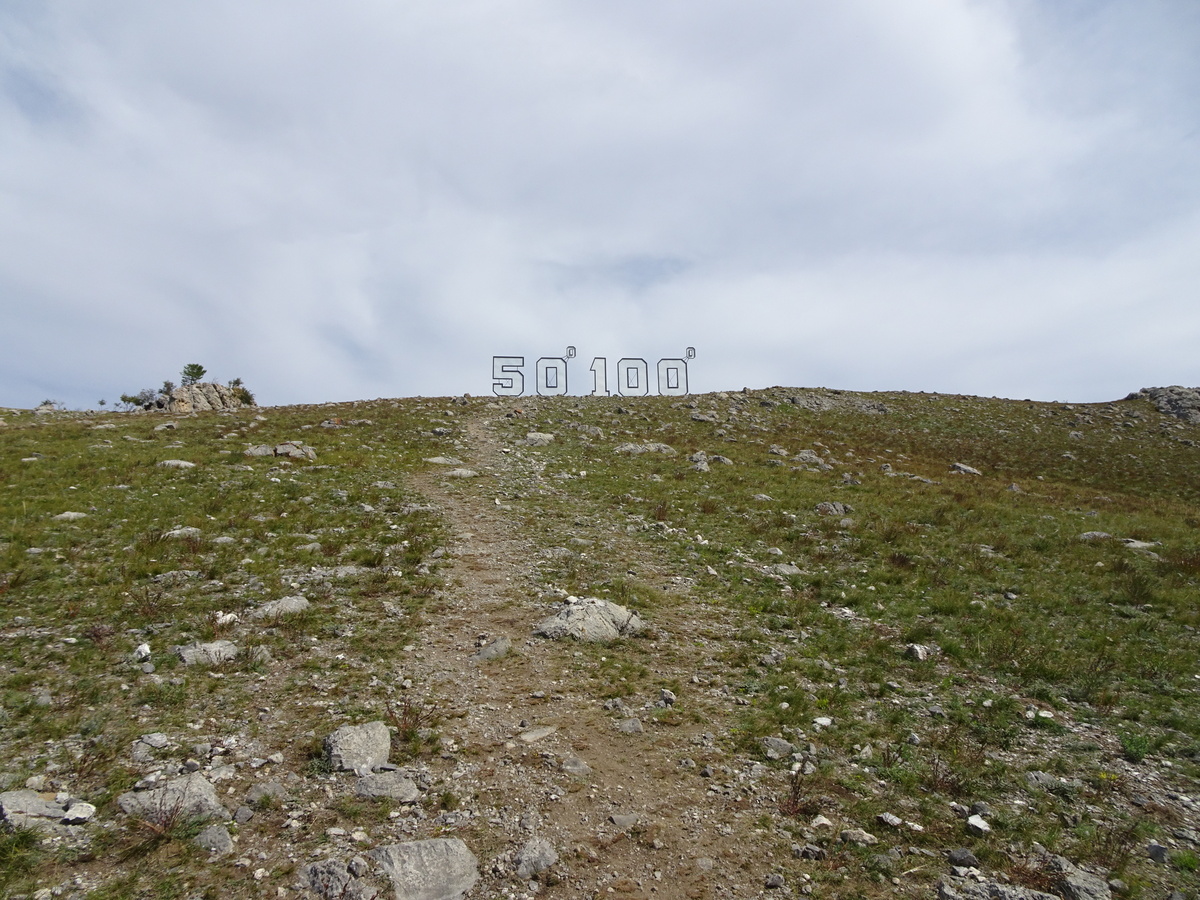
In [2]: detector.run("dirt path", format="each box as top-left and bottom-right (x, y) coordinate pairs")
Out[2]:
(403, 410), (796, 900)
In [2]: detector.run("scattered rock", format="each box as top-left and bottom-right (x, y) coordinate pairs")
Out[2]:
(523, 433), (555, 447)
(950, 462), (982, 475)
(815, 501), (852, 516)
(368, 838), (479, 900)
(613, 442), (676, 455)
(325, 722), (391, 775)
(117, 773), (229, 825)
(515, 836), (558, 879)
(356, 772), (420, 803)
(609, 813), (640, 829)
(948, 848), (979, 867)
(251, 595), (310, 619)
(194, 824), (234, 856)
(158, 459), (197, 469)
(534, 596), (644, 642)
(1126, 385), (1200, 423)
(446, 469), (479, 478)
(760, 736), (794, 760)
(840, 828), (878, 846)
(616, 718), (644, 735)
(176, 640), (238, 666)
(0, 790), (66, 829)
(470, 637), (511, 662)
(966, 814), (991, 836)
(52, 511), (87, 521)
(562, 756), (591, 777)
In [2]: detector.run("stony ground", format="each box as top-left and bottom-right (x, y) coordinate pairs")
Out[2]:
(1, 388), (1198, 900)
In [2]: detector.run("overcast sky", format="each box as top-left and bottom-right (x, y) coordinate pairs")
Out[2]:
(2, 1), (1198, 409)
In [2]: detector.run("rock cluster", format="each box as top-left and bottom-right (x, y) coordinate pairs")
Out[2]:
(1126, 385), (1200, 423)
(142, 383), (248, 413)
(534, 596), (644, 642)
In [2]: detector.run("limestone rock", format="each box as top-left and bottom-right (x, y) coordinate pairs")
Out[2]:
(470, 637), (511, 662)
(176, 640), (238, 666)
(161, 383), (248, 414)
(52, 511), (87, 521)
(368, 838), (479, 900)
(760, 736), (794, 760)
(158, 459), (197, 469)
(117, 773), (229, 825)
(937, 876), (1058, 900)
(535, 596), (643, 642)
(1126, 385), (1200, 423)
(950, 462), (982, 476)
(356, 772), (420, 803)
(0, 790), (66, 829)
(815, 501), (853, 516)
(524, 432), (555, 447)
(613, 442), (677, 455)
(325, 721), (391, 775)
(194, 823), (234, 855)
(515, 836), (558, 879)
(251, 595), (310, 620)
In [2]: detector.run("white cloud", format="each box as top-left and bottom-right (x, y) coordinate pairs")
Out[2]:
(1, 0), (1197, 407)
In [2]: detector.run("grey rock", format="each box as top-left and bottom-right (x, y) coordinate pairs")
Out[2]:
(164, 383), (248, 414)
(234, 805), (254, 824)
(423, 456), (463, 465)
(765, 873), (786, 889)
(840, 828), (878, 845)
(62, 801), (97, 824)
(164, 526), (202, 539)
(1126, 385), (1200, 423)
(158, 459), (197, 469)
(245, 780), (286, 805)
(369, 838), (479, 900)
(772, 563), (802, 576)
(876, 812), (903, 828)
(937, 875), (1058, 900)
(760, 736), (794, 760)
(904, 643), (931, 661)
(302, 858), (380, 900)
(815, 501), (853, 516)
(524, 432), (555, 447)
(275, 441), (317, 460)
(613, 442), (676, 455)
(966, 814), (991, 835)
(326, 721), (391, 775)
(1043, 854), (1112, 900)
(948, 848), (979, 867)
(1078, 532), (1113, 542)
(117, 773), (229, 825)
(561, 756), (591, 777)
(515, 836), (558, 879)
(0, 790), (66, 828)
(535, 596), (644, 642)
(52, 511), (87, 521)
(616, 718), (644, 734)
(194, 824), (234, 856)
(470, 637), (511, 662)
(356, 772), (420, 803)
(251, 595), (310, 619)
(176, 640), (238, 666)
(609, 813), (640, 829)
(1147, 841), (1169, 863)
(950, 462), (982, 475)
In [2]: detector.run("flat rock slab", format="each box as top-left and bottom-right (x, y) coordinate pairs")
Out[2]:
(515, 836), (558, 879)
(326, 721), (391, 775)
(0, 790), (67, 828)
(518, 725), (557, 743)
(176, 640), (238, 666)
(470, 636), (511, 662)
(535, 596), (644, 642)
(356, 772), (420, 803)
(369, 838), (479, 900)
(117, 773), (229, 826)
(251, 595), (310, 619)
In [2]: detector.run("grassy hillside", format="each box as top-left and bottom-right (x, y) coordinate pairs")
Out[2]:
(1, 388), (1197, 899)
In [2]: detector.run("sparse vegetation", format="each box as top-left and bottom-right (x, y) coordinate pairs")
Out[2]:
(0, 386), (1197, 898)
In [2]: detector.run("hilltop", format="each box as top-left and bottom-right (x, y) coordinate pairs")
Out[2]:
(1, 387), (1198, 900)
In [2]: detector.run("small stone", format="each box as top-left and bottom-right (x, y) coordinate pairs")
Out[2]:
(61, 801), (97, 824)
(562, 756), (591, 777)
(966, 814), (991, 836)
(1147, 841), (1169, 863)
(660, 689), (676, 706)
(325, 721), (391, 775)
(948, 848), (979, 867)
(840, 828), (878, 846)
(765, 873), (785, 889)
(518, 725), (557, 743)
(515, 836), (558, 879)
(617, 718), (644, 734)
(609, 813), (640, 830)
(194, 824), (234, 856)
(810, 815), (834, 830)
(356, 771), (420, 803)
(876, 812), (902, 828)
(760, 736), (795, 760)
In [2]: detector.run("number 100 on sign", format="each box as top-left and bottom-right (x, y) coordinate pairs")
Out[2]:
(492, 348), (695, 397)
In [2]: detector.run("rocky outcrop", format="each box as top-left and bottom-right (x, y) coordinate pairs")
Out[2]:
(534, 596), (644, 642)
(145, 383), (249, 413)
(1126, 386), (1200, 423)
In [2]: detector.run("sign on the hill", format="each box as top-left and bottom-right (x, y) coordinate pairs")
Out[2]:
(491, 347), (695, 397)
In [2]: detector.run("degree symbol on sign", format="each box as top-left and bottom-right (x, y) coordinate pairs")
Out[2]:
(686, 347), (696, 360)
(565, 346), (577, 359)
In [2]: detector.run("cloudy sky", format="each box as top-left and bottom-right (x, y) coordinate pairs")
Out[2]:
(2, 1), (1198, 409)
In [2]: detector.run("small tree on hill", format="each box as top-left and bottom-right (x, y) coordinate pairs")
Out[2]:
(180, 364), (207, 386)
